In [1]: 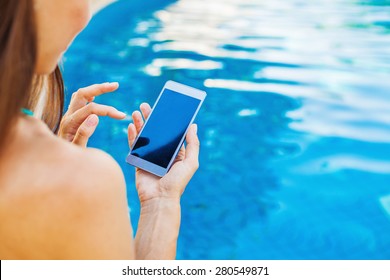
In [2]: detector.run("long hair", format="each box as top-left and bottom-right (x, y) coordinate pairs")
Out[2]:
(0, 0), (64, 152)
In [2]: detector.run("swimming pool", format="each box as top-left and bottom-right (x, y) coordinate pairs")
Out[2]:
(63, 0), (390, 259)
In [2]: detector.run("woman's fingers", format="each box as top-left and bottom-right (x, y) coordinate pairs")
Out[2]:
(59, 82), (124, 146)
(67, 82), (119, 114)
(128, 123), (137, 148)
(177, 144), (186, 160)
(59, 102), (124, 143)
(140, 103), (152, 120)
(132, 103), (152, 133)
(72, 114), (99, 147)
(183, 124), (200, 171)
(60, 103), (125, 143)
(132, 110), (144, 133)
(70, 102), (126, 126)
(128, 103), (151, 149)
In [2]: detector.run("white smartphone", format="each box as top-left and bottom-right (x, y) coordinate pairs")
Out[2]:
(126, 80), (207, 177)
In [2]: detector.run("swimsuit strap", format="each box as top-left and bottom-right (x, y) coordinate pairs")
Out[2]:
(21, 108), (34, 117)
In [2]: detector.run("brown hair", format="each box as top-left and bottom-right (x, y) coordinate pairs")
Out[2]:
(0, 0), (64, 151)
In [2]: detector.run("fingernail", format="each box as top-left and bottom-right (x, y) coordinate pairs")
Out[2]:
(118, 111), (127, 118)
(193, 124), (198, 134)
(86, 115), (98, 127)
(110, 82), (119, 87)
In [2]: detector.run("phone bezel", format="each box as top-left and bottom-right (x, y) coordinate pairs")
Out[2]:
(126, 80), (207, 177)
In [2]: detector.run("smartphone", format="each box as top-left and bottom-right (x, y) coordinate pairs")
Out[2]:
(126, 80), (207, 177)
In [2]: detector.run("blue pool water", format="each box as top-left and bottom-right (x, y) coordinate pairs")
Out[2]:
(63, 0), (390, 259)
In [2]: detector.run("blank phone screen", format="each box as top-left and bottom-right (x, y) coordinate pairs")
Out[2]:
(131, 89), (201, 168)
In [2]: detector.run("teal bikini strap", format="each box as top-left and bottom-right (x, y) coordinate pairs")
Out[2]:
(21, 108), (34, 116)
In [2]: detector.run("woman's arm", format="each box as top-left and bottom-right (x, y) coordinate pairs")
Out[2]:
(128, 103), (200, 260)
(135, 198), (181, 259)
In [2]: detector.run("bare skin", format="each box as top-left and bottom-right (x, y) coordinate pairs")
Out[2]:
(0, 117), (134, 259)
(0, 0), (200, 259)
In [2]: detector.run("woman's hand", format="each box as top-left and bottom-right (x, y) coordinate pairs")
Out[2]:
(128, 103), (200, 204)
(59, 82), (126, 146)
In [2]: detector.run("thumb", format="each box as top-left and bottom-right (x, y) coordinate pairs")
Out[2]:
(73, 114), (99, 147)
(183, 124), (200, 170)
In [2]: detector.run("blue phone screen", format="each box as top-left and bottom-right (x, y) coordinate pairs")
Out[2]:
(131, 89), (201, 168)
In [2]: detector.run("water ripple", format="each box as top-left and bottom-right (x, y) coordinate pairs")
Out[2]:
(64, 0), (390, 259)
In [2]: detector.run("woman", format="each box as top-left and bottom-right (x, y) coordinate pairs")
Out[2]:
(0, 0), (200, 259)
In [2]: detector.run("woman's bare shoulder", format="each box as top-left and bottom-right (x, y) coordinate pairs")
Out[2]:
(54, 139), (125, 189)
(31, 126), (134, 259)
(16, 120), (126, 198)
(0, 118), (134, 259)
(18, 116), (125, 191)
(45, 145), (134, 259)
